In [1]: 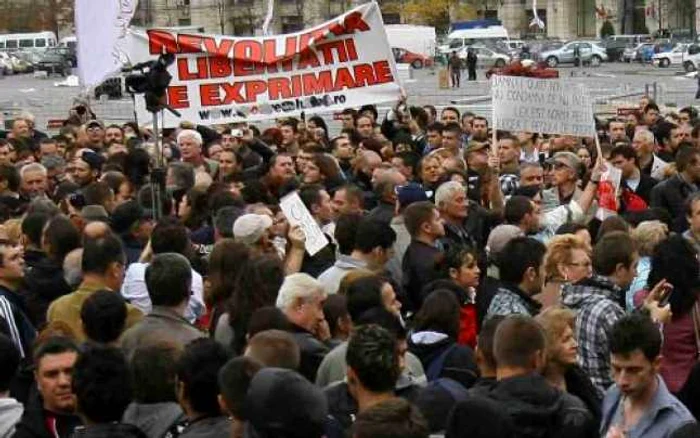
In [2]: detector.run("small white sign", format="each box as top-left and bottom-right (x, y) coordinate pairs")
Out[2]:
(280, 191), (329, 257)
(491, 75), (596, 137)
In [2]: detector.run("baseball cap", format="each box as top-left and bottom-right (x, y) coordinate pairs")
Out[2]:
(244, 368), (328, 438)
(397, 183), (428, 209)
(233, 214), (273, 246)
(465, 141), (489, 154)
(546, 151), (582, 173)
(110, 200), (152, 234)
(85, 120), (104, 130)
(79, 151), (105, 170)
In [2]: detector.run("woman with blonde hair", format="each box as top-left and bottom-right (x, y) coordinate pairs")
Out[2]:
(628, 220), (668, 311)
(536, 306), (601, 424)
(538, 234), (592, 308)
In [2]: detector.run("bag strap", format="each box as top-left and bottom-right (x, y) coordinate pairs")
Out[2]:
(692, 302), (700, 359)
(426, 344), (457, 381)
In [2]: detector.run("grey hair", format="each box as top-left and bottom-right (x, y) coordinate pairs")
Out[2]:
(435, 180), (465, 208)
(275, 273), (325, 311)
(63, 248), (83, 289)
(633, 129), (655, 143)
(20, 163), (47, 179)
(177, 129), (203, 146)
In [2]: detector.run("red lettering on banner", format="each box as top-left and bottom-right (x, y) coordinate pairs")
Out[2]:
(200, 84), (222, 106)
(298, 49), (321, 70)
(291, 75), (303, 97)
(345, 38), (358, 61)
(221, 82), (245, 104)
(148, 30), (178, 55)
(177, 57), (208, 80)
(302, 71), (333, 95)
(245, 80), (268, 102)
(234, 40), (264, 76)
(268, 78), (292, 100)
(316, 40), (348, 64)
(353, 63), (377, 86)
(373, 60), (394, 83)
(263, 38), (296, 72)
(343, 12), (370, 33)
(167, 86), (189, 109)
(209, 57), (232, 78)
(203, 38), (234, 57)
(178, 34), (203, 53)
(333, 67), (357, 90)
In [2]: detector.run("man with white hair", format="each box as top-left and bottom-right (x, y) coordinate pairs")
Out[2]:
(633, 129), (668, 181)
(19, 163), (48, 200)
(276, 273), (330, 381)
(435, 180), (501, 252)
(177, 129), (218, 176)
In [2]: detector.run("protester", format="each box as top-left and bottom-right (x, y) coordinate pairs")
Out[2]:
(601, 314), (696, 437)
(0, 334), (22, 436)
(353, 398), (429, 438)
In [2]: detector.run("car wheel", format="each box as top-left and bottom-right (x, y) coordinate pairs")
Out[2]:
(659, 58), (670, 67)
(685, 61), (696, 72)
(411, 59), (423, 69)
(495, 59), (506, 68)
(591, 55), (602, 67)
(546, 56), (558, 67)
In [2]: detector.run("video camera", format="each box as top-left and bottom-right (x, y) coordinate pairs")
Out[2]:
(123, 54), (177, 115)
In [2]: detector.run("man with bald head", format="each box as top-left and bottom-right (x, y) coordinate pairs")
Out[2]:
(633, 129), (668, 180)
(352, 150), (382, 209)
(368, 169), (407, 225)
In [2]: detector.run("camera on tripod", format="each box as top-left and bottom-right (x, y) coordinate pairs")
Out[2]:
(124, 53), (176, 114)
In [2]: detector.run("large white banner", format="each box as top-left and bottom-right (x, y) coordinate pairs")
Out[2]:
(76, 0), (137, 87)
(491, 75), (596, 137)
(126, 2), (401, 127)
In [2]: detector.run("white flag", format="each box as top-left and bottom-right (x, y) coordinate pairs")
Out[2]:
(76, 0), (138, 87)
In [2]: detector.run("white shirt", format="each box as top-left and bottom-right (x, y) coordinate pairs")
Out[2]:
(120, 262), (205, 323)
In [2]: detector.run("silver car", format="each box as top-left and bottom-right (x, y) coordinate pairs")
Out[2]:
(458, 46), (510, 68)
(539, 41), (608, 67)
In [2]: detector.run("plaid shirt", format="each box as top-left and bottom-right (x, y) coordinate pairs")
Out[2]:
(486, 283), (541, 320)
(561, 275), (626, 398)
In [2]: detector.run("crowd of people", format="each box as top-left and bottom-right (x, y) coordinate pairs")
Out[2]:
(0, 95), (698, 438)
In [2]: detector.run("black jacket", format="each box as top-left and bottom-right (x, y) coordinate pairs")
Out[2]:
(565, 365), (603, 426)
(407, 331), (478, 389)
(71, 423), (147, 438)
(23, 249), (72, 328)
(402, 241), (443, 312)
(288, 323), (330, 382)
(650, 174), (698, 232)
(0, 285), (35, 357)
(484, 374), (596, 438)
(12, 390), (82, 438)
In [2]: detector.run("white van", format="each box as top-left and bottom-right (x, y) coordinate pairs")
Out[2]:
(59, 36), (77, 50)
(0, 31), (57, 52)
(439, 26), (509, 54)
(385, 25), (436, 57)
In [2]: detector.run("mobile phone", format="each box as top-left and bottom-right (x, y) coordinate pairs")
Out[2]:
(658, 284), (674, 307)
(231, 129), (244, 138)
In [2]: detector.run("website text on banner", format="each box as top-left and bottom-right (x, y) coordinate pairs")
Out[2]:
(126, 2), (402, 128)
(490, 75), (596, 137)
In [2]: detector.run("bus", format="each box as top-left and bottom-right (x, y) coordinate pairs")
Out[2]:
(0, 31), (57, 52)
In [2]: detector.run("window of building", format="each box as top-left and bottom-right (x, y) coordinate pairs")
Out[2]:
(179, 18), (192, 26)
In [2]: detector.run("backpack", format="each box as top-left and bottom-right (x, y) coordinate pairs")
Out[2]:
(426, 344), (458, 381)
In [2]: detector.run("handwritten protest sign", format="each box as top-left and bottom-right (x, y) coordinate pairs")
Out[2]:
(280, 191), (329, 257)
(491, 75), (596, 137)
(126, 3), (401, 127)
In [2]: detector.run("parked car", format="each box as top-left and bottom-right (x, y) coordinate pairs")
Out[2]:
(539, 41), (608, 67)
(458, 46), (510, 68)
(0, 52), (13, 75)
(45, 46), (77, 67)
(35, 53), (71, 76)
(600, 38), (629, 61)
(652, 43), (689, 68)
(8, 55), (31, 73)
(622, 43), (656, 62)
(391, 47), (433, 69)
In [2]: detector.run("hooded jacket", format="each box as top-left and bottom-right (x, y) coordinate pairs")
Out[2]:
(407, 331), (478, 389)
(71, 423), (147, 438)
(121, 402), (185, 438)
(23, 249), (72, 328)
(0, 397), (23, 437)
(422, 280), (478, 347)
(560, 275), (625, 398)
(486, 283), (541, 320)
(486, 374), (596, 438)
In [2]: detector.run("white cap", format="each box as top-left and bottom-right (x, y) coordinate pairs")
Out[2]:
(233, 214), (273, 246)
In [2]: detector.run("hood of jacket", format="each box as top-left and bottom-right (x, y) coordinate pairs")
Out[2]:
(0, 398), (23, 436)
(489, 374), (565, 438)
(407, 330), (452, 365)
(122, 402), (184, 438)
(73, 422), (147, 438)
(179, 416), (230, 438)
(560, 275), (623, 310)
(422, 279), (469, 305)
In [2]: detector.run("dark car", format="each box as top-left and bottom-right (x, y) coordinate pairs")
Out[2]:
(46, 47), (77, 67)
(600, 39), (628, 62)
(36, 53), (71, 76)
